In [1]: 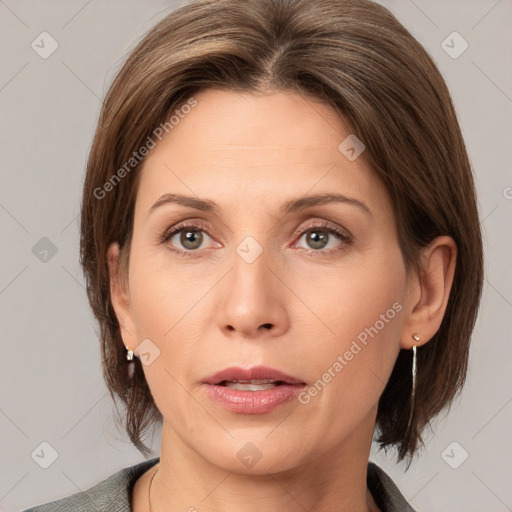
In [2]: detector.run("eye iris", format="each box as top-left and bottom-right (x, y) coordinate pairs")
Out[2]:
(180, 230), (203, 249)
(307, 230), (328, 250)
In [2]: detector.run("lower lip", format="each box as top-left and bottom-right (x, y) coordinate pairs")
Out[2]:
(203, 383), (305, 414)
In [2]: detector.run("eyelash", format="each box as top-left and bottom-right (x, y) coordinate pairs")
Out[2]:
(159, 220), (353, 258)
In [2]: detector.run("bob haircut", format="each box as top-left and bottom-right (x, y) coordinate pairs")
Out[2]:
(80, 0), (483, 463)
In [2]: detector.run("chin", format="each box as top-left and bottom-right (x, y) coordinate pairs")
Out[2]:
(193, 432), (313, 476)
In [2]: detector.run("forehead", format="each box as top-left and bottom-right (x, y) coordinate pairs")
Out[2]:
(135, 88), (389, 217)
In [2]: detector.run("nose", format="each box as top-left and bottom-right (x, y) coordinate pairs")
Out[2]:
(216, 245), (290, 340)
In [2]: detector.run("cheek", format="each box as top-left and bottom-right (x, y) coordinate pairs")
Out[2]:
(127, 244), (198, 335)
(294, 248), (406, 425)
(295, 244), (406, 348)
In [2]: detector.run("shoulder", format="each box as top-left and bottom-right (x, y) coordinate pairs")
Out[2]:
(22, 457), (160, 512)
(367, 462), (417, 512)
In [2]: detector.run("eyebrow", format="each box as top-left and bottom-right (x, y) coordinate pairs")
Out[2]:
(147, 192), (372, 216)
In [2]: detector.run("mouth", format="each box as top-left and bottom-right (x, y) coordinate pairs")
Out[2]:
(202, 366), (306, 414)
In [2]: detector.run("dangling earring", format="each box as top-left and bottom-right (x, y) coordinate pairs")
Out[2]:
(405, 335), (419, 436)
(126, 347), (135, 380)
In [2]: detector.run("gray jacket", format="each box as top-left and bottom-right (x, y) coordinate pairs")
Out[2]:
(22, 457), (417, 512)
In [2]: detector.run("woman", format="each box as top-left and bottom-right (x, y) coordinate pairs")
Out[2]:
(23, 0), (483, 510)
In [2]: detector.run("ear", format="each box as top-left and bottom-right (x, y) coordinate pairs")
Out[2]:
(107, 242), (138, 351)
(400, 236), (457, 349)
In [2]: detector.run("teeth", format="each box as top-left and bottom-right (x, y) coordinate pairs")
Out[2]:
(223, 380), (279, 391)
(225, 383), (277, 391)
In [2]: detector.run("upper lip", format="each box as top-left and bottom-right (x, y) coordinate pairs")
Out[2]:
(203, 365), (306, 385)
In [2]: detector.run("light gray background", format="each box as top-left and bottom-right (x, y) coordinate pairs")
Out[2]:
(1, 1), (511, 511)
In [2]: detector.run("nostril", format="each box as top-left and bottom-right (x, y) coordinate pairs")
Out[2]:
(262, 323), (272, 329)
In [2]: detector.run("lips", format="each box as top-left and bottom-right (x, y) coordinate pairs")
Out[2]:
(203, 365), (306, 386)
(202, 366), (306, 414)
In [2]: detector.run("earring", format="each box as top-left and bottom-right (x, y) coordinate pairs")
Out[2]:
(405, 335), (418, 436)
(126, 347), (135, 380)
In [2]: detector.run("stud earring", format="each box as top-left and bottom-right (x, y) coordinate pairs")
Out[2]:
(126, 347), (135, 380)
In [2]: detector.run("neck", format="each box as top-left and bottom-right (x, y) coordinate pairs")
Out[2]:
(150, 413), (380, 512)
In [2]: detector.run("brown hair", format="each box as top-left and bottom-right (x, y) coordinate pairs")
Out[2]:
(80, 0), (483, 463)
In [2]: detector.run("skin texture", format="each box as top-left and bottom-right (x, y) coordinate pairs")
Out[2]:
(108, 89), (456, 512)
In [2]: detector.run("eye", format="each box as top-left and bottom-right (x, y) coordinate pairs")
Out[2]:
(294, 221), (352, 255)
(160, 221), (218, 256)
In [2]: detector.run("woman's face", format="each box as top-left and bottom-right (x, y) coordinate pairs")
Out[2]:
(113, 88), (413, 474)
